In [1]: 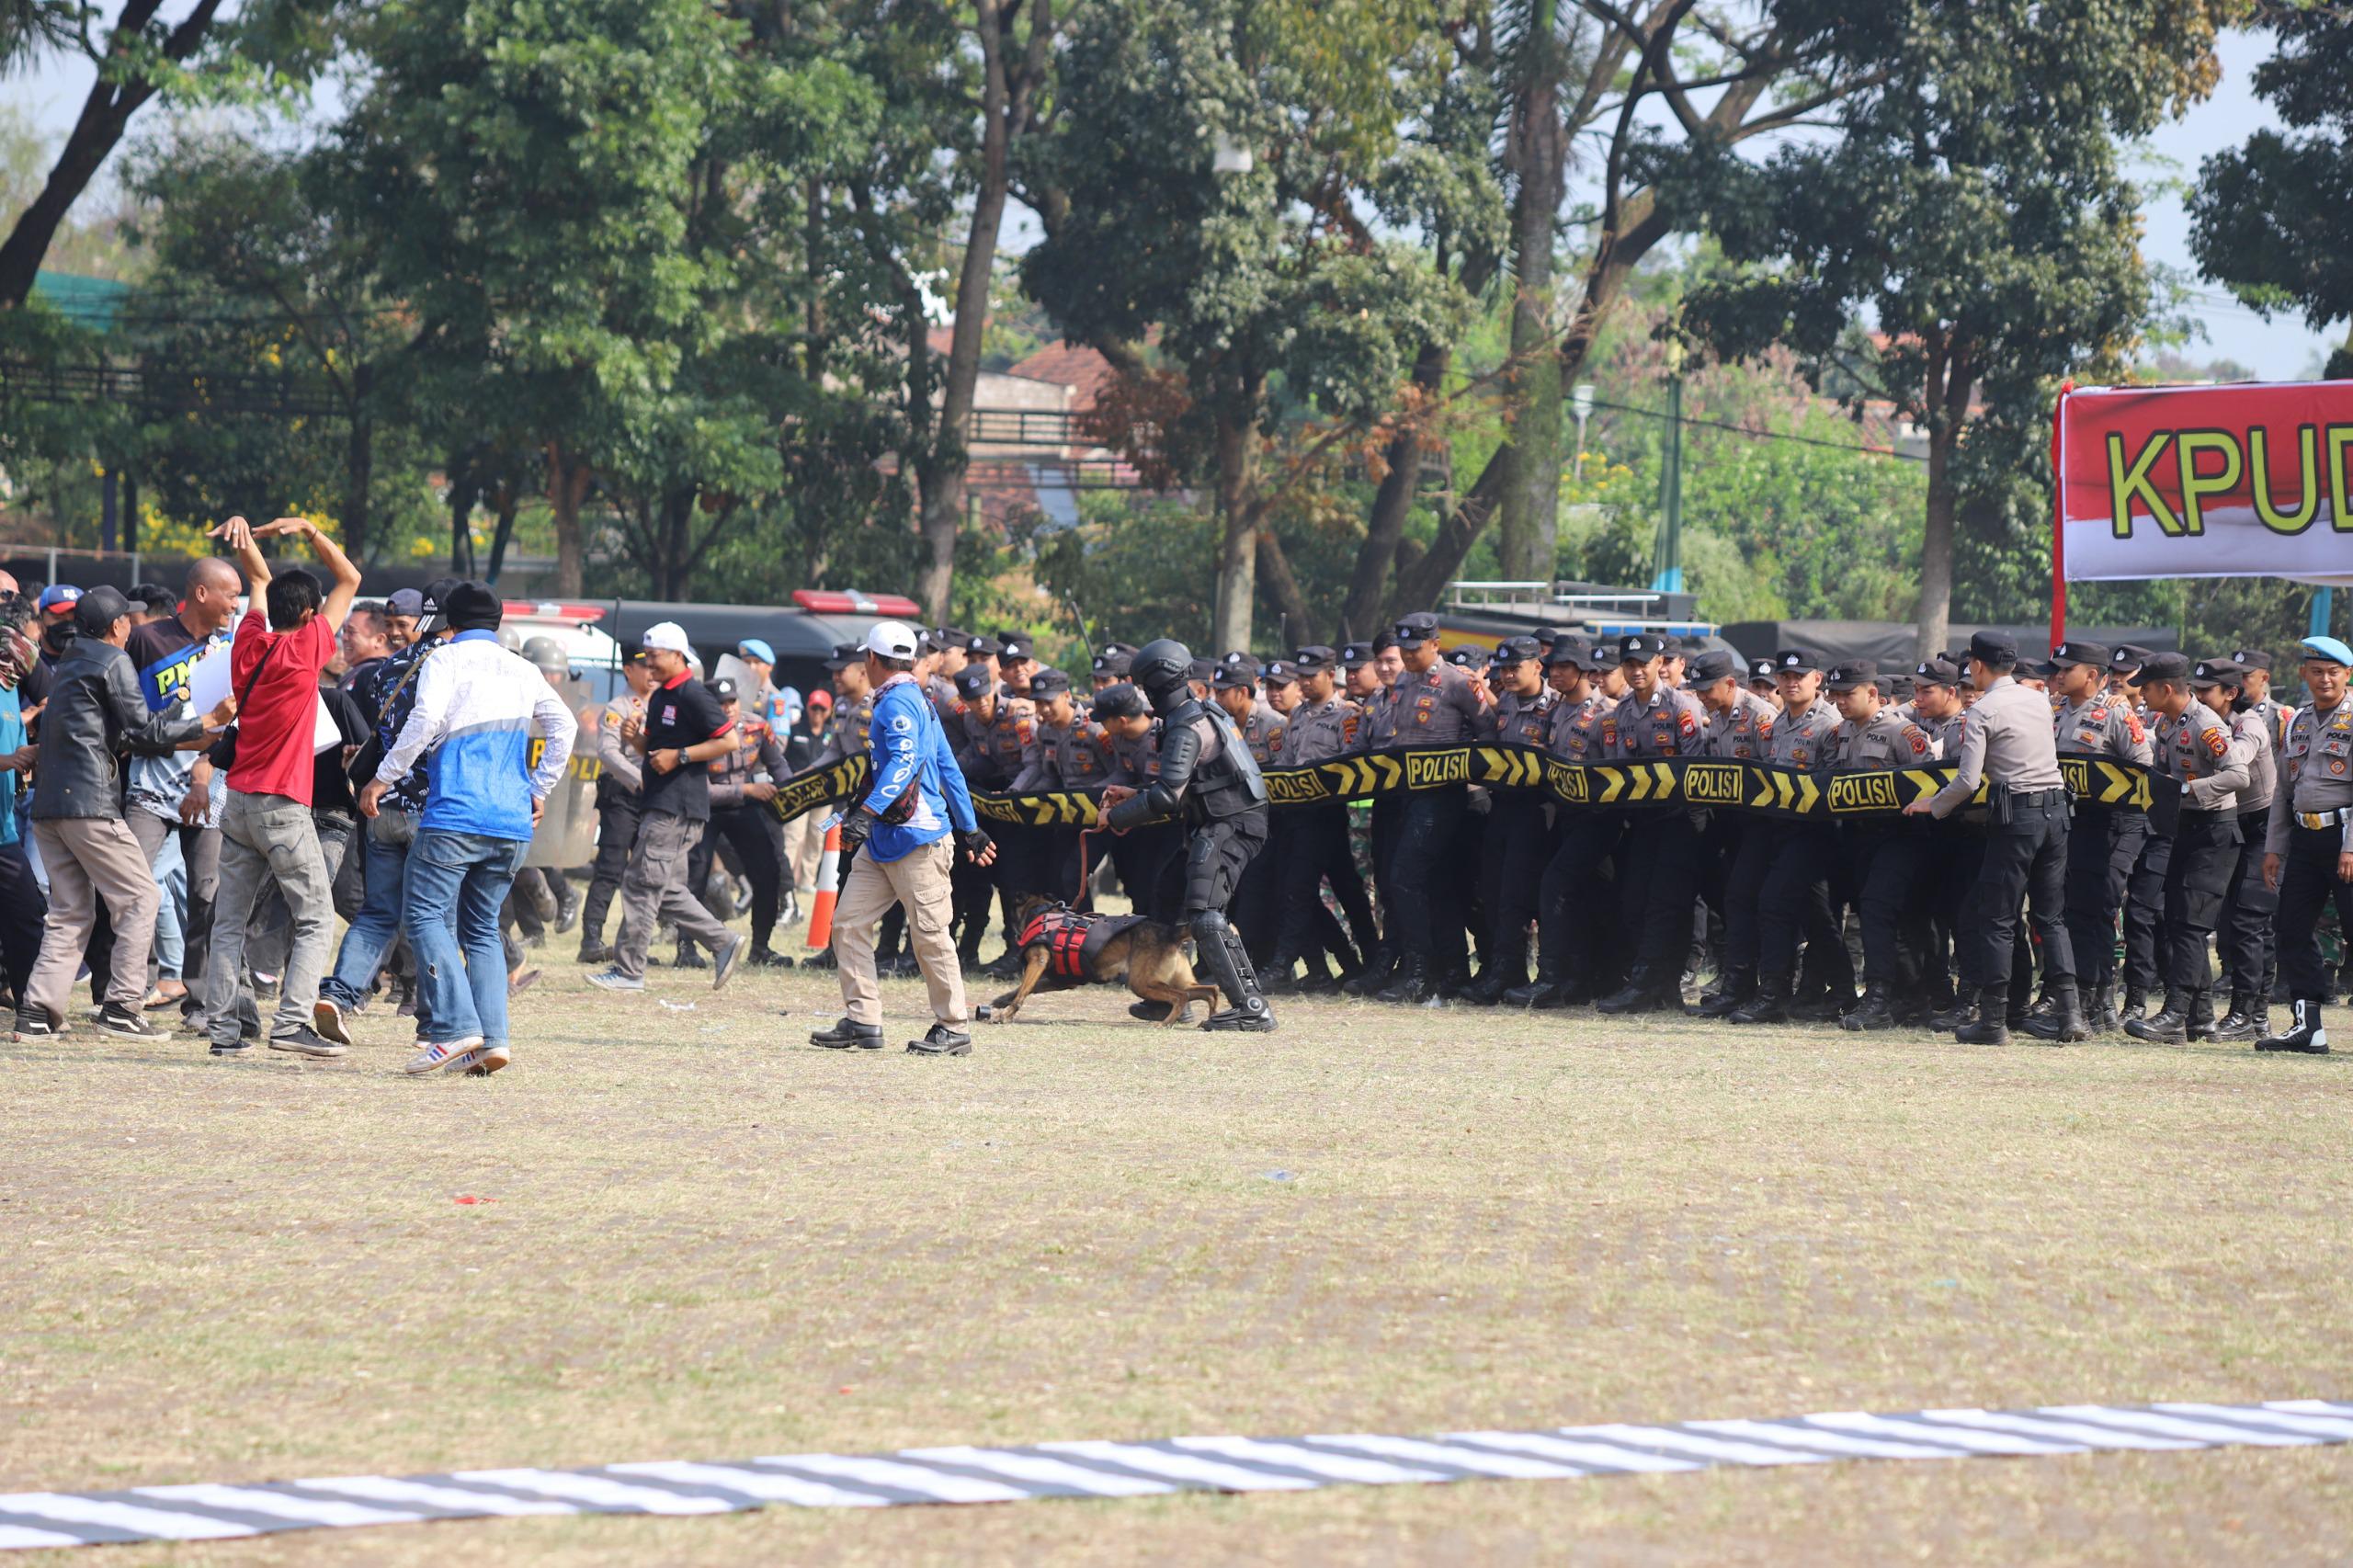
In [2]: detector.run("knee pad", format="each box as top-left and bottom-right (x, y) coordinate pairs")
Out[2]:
(1189, 909), (1231, 949)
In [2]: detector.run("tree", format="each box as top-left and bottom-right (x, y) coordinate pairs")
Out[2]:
(1674, 0), (2231, 659)
(0, 0), (344, 307)
(1024, 0), (1485, 651)
(2188, 2), (2353, 381)
(1369, 1), (1893, 622)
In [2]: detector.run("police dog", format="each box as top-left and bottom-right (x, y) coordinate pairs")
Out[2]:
(982, 895), (1221, 1024)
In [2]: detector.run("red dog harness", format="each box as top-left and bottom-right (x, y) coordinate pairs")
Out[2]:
(1017, 904), (1098, 980)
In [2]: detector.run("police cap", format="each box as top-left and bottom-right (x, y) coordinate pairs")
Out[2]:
(2190, 658), (2243, 688)
(1291, 645), (1337, 673)
(1774, 648), (1822, 675)
(1445, 645), (1483, 668)
(2300, 636), (2353, 668)
(2049, 640), (2109, 669)
(1340, 642), (1376, 669)
(1545, 632), (1589, 667)
(1185, 657), (1218, 685)
(1213, 659), (1261, 689)
(1915, 657), (1963, 687)
(1027, 668), (1069, 699)
(2233, 647), (2274, 671)
(1393, 611), (1439, 648)
(1748, 657), (1778, 683)
(823, 642), (860, 671)
(1494, 635), (1543, 665)
(1967, 630), (2019, 666)
(954, 664), (993, 699)
(1620, 632), (1669, 662)
(1092, 682), (1149, 721)
(2138, 651), (2193, 685)
(1824, 660), (1878, 692)
(1686, 650), (1737, 685)
(706, 676), (737, 702)
(1263, 659), (1299, 685)
(2109, 644), (2150, 676)
(1092, 648), (1131, 678)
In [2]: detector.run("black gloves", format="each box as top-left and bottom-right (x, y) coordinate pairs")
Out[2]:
(958, 826), (995, 861)
(839, 809), (872, 853)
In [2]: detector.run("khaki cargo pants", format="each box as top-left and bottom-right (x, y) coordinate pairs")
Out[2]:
(612, 811), (733, 980)
(833, 836), (966, 1028)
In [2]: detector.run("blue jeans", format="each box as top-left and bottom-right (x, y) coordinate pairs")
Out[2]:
(404, 829), (528, 1048)
(322, 812), (418, 1014)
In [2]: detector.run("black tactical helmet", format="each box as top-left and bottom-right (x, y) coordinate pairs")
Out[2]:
(1131, 638), (1193, 713)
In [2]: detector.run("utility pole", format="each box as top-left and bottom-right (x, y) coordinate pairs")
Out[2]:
(1650, 344), (1685, 596)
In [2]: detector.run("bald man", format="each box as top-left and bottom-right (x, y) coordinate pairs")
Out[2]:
(121, 555), (244, 1011)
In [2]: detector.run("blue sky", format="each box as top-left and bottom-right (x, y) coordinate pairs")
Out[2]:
(16, 17), (2345, 381)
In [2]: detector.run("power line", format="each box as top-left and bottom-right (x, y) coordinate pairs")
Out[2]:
(1587, 394), (1928, 463)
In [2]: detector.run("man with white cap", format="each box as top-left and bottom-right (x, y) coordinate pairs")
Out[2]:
(586, 622), (747, 992)
(809, 619), (996, 1056)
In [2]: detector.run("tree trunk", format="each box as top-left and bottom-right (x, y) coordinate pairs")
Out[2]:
(1388, 454), (1509, 622)
(449, 467), (479, 575)
(546, 439), (591, 596)
(1915, 436), (1956, 664)
(1343, 343), (1448, 641)
(341, 364), (374, 565)
(0, 0), (220, 306)
(1495, 33), (1566, 582)
(1256, 528), (1313, 648)
(916, 0), (1024, 626)
(1211, 404), (1259, 653)
(485, 492), (522, 587)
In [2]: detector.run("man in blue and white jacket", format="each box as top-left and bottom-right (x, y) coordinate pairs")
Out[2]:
(362, 582), (575, 1076)
(811, 620), (997, 1056)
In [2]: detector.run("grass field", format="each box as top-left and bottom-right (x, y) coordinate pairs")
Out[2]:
(5, 910), (2351, 1565)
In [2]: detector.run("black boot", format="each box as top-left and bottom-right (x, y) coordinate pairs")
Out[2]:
(1725, 972), (1791, 1026)
(1692, 968), (1757, 1020)
(1344, 946), (1397, 997)
(1260, 949), (1302, 995)
(2124, 989), (2188, 1044)
(1502, 969), (1561, 1007)
(2187, 989), (2218, 1043)
(1296, 956), (1339, 994)
(2211, 994), (2261, 1042)
(2120, 985), (2148, 1024)
(1373, 953), (1436, 1006)
(2256, 999), (2329, 1054)
(1197, 913), (1278, 1031)
(2019, 980), (2090, 1044)
(673, 940), (708, 970)
(1955, 985), (2012, 1045)
(1840, 982), (1898, 1032)
(1789, 985), (1853, 1024)
(2093, 982), (2120, 1033)
(1595, 965), (1665, 1017)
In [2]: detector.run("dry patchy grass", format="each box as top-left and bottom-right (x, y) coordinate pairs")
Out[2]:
(3, 920), (2349, 1564)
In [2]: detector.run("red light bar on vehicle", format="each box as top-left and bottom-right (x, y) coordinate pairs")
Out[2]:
(501, 601), (610, 623)
(792, 589), (923, 618)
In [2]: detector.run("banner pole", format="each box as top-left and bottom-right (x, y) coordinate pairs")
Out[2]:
(2050, 381), (2072, 650)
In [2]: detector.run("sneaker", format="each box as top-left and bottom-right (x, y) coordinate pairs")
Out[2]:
(209, 1039), (253, 1058)
(585, 969), (645, 993)
(449, 1041), (512, 1076)
(97, 1003), (169, 1040)
(12, 1007), (66, 1040)
(268, 1026), (347, 1059)
(313, 1000), (353, 1048)
(712, 934), (747, 993)
(403, 1034), (486, 1074)
(907, 1023), (972, 1057)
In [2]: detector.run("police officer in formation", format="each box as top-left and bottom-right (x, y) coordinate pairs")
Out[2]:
(773, 610), (2344, 1060)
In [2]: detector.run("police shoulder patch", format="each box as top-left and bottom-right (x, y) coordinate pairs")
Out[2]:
(2203, 725), (2229, 759)
(2088, 706), (2108, 722)
(1905, 726), (1928, 756)
(1678, 710), (1698, 738)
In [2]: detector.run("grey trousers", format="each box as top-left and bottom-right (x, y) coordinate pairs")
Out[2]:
(127, 812), (220, 993)
(195, 789), (333, 1044)
(25, 817), (157, 1020)
(249, 812), (356, 978)
(612, 811), (731, 980)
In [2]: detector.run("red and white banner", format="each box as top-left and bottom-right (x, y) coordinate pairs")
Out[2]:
(2055, 381), (2353, 587)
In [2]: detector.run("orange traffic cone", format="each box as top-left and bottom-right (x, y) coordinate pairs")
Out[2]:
(805, 820), (843, 950)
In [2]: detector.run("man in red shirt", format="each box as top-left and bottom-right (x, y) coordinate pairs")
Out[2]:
(190, 516), (363, 1058)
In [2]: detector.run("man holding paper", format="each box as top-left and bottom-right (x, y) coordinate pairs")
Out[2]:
(191, 516), (362, 1059)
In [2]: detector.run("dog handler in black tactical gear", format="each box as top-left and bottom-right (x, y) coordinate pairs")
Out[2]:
(1098, 639), (1278, 1032)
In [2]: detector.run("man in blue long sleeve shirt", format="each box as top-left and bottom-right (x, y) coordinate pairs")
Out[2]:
(811, 621), (997, 1056)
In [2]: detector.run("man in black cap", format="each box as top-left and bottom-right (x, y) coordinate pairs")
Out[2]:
(2047, 640), (2152, 1032)
(815, 643), (875, 766)
(1211, 657), (1286, 965)
(1682, 649), (1773, 1016)
(1091, 645), (1132, 692)
(1598, 632), (1711, 1015)
(14, 586), (235, 1040)
(1261, 646), (1373, 991)
(1825, 660), (1936, 1029)
(1102, 641), (1275, 1030)
(1011, 667), (1115, 908)
(1368, 611), (1486, 1004)
(1905, 630), (2079, 1045)
(1726, 648), (1847, 1025)
(2194, 658), (2279, 1040)
(1461, 637), (1554, 1003)
(1506, 639), (1622, 1007)
(2120, 653), (2250, 1043)
(2231, 647), (2286, 753)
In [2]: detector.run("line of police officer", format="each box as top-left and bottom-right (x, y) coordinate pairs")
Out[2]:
(791, 614), (2353, 1055)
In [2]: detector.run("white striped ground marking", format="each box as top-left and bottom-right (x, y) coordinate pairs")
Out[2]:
(4, 1400), (2344, 1551)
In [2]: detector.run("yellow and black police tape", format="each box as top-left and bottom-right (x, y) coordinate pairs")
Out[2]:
(766, 745), (2176, 834)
